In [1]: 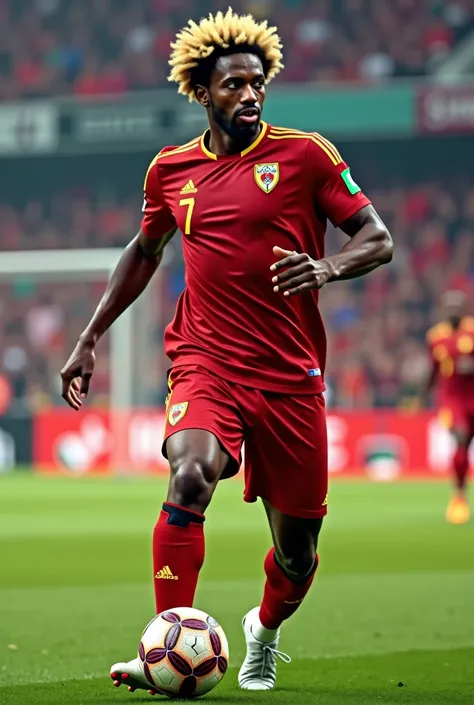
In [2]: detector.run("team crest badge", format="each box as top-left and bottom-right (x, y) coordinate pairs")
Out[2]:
(168, 402), (189, 426)
(254, 163), (279, 193)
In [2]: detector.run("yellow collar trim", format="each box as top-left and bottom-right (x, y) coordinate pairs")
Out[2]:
(200, 121), (268, 160)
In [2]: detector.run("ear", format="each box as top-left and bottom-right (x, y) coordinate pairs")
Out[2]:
(194, 85), (210, 108)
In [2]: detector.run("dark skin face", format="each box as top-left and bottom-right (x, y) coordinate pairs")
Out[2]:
(441, 292), (467, 328)
(195, 53), (266, 155)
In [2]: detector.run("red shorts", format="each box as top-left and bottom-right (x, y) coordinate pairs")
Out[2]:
(162, 365), (328, 519)
(438, 403), (474, 438)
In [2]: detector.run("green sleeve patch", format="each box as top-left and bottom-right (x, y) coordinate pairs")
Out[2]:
(341, 167), (361, 195)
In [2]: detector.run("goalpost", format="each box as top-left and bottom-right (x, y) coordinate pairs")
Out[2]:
(0, 248), (167, 472)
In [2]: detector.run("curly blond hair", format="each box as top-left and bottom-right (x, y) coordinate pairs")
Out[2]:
(168, 7), (284, 102)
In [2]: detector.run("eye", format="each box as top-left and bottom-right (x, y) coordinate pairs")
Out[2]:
(225, 78), (242, 90)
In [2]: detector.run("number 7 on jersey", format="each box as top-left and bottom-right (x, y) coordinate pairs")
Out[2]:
(179, 197), (195, 235)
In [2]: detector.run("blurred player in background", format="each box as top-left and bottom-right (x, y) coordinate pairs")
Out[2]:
(60, 8), (393, 693)
(423, 291), (474, 524)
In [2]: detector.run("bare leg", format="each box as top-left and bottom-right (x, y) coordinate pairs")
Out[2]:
(152, 430), (231, 612)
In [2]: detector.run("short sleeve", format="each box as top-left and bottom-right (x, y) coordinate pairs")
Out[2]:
(141, 159), (177, 239)
(306, 135), (371, 227)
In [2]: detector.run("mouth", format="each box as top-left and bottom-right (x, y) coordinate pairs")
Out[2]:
(236, 107), (260, 125)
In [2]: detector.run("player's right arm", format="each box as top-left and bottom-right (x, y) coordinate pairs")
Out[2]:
(60, 157), (177, 410)
(419, 358), (439, 408)
(418, 332), (442, 408)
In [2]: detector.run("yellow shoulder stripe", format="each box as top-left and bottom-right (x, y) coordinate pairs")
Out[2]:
(270, 126), (342, 164)
(143, 139), (200, 189)
(268, 131), (342, 166)
(461, 316), (474, 332)
(314, 132), (343, 163)
(271, 126), (309, 136)
(427, 322), (452, 343)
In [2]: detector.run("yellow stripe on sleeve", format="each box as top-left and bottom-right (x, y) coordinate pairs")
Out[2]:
(270, 126), (343, 166)
(268, 133), (341, 165)
(143, 139), (200, 189)
(313, 132), (343, 163)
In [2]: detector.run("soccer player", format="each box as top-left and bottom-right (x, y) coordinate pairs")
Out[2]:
(60, 8), (393, 693)
(423, 290), (474, 524)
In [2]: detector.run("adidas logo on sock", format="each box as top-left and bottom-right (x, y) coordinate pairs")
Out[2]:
(155, 565), (179, 580)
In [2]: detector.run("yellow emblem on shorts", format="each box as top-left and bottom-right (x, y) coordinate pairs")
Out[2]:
(168, 402), (188, 427)
(322, 494), (328, 507)
(254, 162), (279, 193)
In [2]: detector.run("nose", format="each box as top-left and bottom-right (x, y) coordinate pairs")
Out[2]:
(240, 84), (258, 104)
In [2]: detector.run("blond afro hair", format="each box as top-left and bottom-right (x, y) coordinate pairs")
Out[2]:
(168, 7), (284, 101)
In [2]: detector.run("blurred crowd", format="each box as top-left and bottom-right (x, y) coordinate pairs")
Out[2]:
(0, 0), (473, 100)
(322, 180), (474, 407)
(1, 176), (473, 411)
(1, 0), (473, 411)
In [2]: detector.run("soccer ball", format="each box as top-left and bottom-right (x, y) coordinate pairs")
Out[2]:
(138, 607), (229, 698)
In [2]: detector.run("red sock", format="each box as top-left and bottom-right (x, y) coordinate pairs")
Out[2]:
(453, 446), (469, 491)
(152, 502), (205, 614)
(259, 548), (319, 630)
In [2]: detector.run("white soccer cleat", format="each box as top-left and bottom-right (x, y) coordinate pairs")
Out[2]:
(238, 606), (291, 691)
(110, 656), (161, 695)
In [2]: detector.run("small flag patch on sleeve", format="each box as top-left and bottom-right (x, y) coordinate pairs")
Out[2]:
(341, 168), (361, 195)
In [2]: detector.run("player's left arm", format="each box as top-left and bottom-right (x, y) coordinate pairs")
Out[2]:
(419, 346), (440, 408)
(271, 139), (393, 296)
(326, 204), (393, 281)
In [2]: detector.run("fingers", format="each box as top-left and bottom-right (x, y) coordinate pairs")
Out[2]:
(271, 250), (330, 295)
(61, 372), (76, 410)
(70, 378), (83, 409)
(61, 375), (81, 411)
(270, 251), (303, 272)
(61, 374), (91, 411)
(274, 273), (316, 295)
(272, 261), (313, 288)
(61, 371), (87, 411)
(60, 346), (95, 409)
(272, 246), (296, 260)
(80, 372), (92, 398)
(281, 281), (316, 297)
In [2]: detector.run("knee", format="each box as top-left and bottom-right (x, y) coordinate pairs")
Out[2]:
(168, 458), (217, 512)
(275, 520), (323, 580)
(276, 543), (316, 581)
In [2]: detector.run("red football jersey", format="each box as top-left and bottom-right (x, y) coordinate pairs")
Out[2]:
(142, 122), (370, 394)
(427, 317), (474, 407)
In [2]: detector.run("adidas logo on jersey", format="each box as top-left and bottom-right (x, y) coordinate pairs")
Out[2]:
(155, 565), (179, 580)
(180, 180), (198, 195)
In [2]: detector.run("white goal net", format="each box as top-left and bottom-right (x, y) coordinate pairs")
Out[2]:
(0, 247), (171, 475)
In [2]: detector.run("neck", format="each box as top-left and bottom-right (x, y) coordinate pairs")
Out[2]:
(207, 122), (262, 156)
(449, 316), (462, 330)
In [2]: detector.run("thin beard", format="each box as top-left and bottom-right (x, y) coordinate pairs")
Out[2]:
(210, 100), (256, 143)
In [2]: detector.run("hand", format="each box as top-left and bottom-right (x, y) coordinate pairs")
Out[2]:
(60, 339), (96, 410)
(270, 246), (332, 296)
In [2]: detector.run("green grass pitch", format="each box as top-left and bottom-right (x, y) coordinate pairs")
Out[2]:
(0, 474), (473, 704)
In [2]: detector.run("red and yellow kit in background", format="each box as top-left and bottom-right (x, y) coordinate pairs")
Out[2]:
(427, 316), (474, 434)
